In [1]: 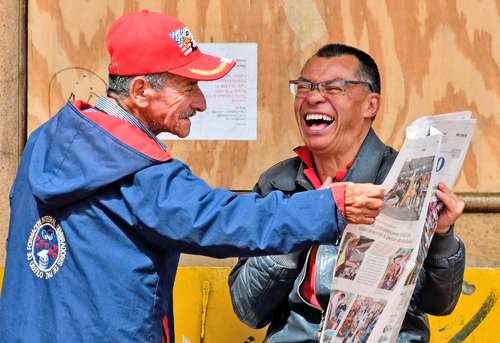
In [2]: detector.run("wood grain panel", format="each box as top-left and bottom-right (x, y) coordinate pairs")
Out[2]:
(454, 212), (500, 268)
(0, 0), (27, 268)
(27, 0), (500, 192)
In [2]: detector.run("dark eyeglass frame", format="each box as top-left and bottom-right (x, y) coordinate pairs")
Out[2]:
(289, 79), (374, 97)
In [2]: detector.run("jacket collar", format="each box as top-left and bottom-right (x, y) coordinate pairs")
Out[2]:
(270, 128), (387, 191)
(343, 127), (387, 183)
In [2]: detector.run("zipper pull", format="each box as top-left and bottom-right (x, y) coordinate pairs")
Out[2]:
(317, 310), (325, 342)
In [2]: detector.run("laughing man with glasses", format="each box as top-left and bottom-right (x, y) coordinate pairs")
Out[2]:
(230, 43), (466, 343)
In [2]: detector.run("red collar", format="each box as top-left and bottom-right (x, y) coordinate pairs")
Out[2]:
(73, 100), (171, 162)
(293, 145), (352, 188)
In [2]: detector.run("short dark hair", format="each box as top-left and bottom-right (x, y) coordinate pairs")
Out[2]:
(315, 44), (381, 94)
(107, 73), (169, 97)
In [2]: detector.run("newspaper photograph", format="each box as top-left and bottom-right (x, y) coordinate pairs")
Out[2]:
(320, 111), (476, 343)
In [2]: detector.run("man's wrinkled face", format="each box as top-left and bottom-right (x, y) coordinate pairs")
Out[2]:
(294, 55), (375, 156)
(147, 75), (207, 137)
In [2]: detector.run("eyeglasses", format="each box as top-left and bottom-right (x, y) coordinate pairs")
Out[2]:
(289, 79), (374, 98)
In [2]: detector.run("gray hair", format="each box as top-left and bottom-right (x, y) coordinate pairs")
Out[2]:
(107, 73), (169, 97)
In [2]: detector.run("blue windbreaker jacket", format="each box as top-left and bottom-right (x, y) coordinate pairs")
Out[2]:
(0, 101), (345, 342)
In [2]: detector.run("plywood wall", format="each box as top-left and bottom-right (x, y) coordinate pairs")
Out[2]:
(0, 0), (26, 270)
(27, 0), (500, 192)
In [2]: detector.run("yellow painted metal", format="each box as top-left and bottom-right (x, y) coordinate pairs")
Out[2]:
(200, 280), (211, 342)
(173, 266), (266, 343)
(0, 267), (497, 342)
(428, 268), (500, 343)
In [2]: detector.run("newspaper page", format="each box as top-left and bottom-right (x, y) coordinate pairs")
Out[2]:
(319, 112), (475, 343)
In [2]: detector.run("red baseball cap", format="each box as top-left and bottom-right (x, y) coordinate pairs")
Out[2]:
(106, 10), (236, 81)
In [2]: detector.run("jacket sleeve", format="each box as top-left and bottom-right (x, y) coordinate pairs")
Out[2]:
(228, 174), (307, 328)
(412, 228), (465, 315)
(228, 254), (302, 328)
(120, 159), (346, 257)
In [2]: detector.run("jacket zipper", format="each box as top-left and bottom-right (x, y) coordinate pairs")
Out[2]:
(296, 245), (325, 342)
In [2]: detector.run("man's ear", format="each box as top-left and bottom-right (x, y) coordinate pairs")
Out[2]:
(128, 77), (151, 109)
(363, 93), (380, 120)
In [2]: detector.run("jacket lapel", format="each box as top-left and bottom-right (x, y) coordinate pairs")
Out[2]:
(343, 128), (388, 184)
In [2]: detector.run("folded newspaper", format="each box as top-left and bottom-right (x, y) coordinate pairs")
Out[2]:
(319, 111), (476, 343)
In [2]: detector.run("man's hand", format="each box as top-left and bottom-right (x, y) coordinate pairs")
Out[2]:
(344, 183), (385, 224)
(435, 182), (464, 233)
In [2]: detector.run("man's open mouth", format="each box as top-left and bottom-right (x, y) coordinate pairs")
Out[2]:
(304, 113), (334, 129)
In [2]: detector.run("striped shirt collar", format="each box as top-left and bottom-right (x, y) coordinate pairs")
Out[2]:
(94, 96), (167, 151)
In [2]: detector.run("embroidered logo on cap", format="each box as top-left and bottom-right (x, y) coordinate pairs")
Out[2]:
(169, 27), (198, 56)
(188, 61), (229, 76)
(27, 216), (67, 279)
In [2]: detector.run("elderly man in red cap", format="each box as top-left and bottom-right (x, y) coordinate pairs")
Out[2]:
(0, 11), (385, 342)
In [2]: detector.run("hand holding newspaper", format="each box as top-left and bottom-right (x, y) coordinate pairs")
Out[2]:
(319, 111), (475, 343)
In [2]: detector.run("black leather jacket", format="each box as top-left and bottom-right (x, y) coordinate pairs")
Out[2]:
(229, 129), (465, 342)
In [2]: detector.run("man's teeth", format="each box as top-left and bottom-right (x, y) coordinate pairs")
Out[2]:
(305, 114), (334, 122)
(180, 111), (196, 119)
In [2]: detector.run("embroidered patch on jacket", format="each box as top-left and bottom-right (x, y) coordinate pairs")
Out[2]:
(26, 216), (67, 279)
(169, 27), (198, 56)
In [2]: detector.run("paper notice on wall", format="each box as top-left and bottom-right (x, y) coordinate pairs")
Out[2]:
(159, 43), (257, 141)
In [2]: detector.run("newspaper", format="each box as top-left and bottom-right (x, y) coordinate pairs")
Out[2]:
(319, 111), (476, 343)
